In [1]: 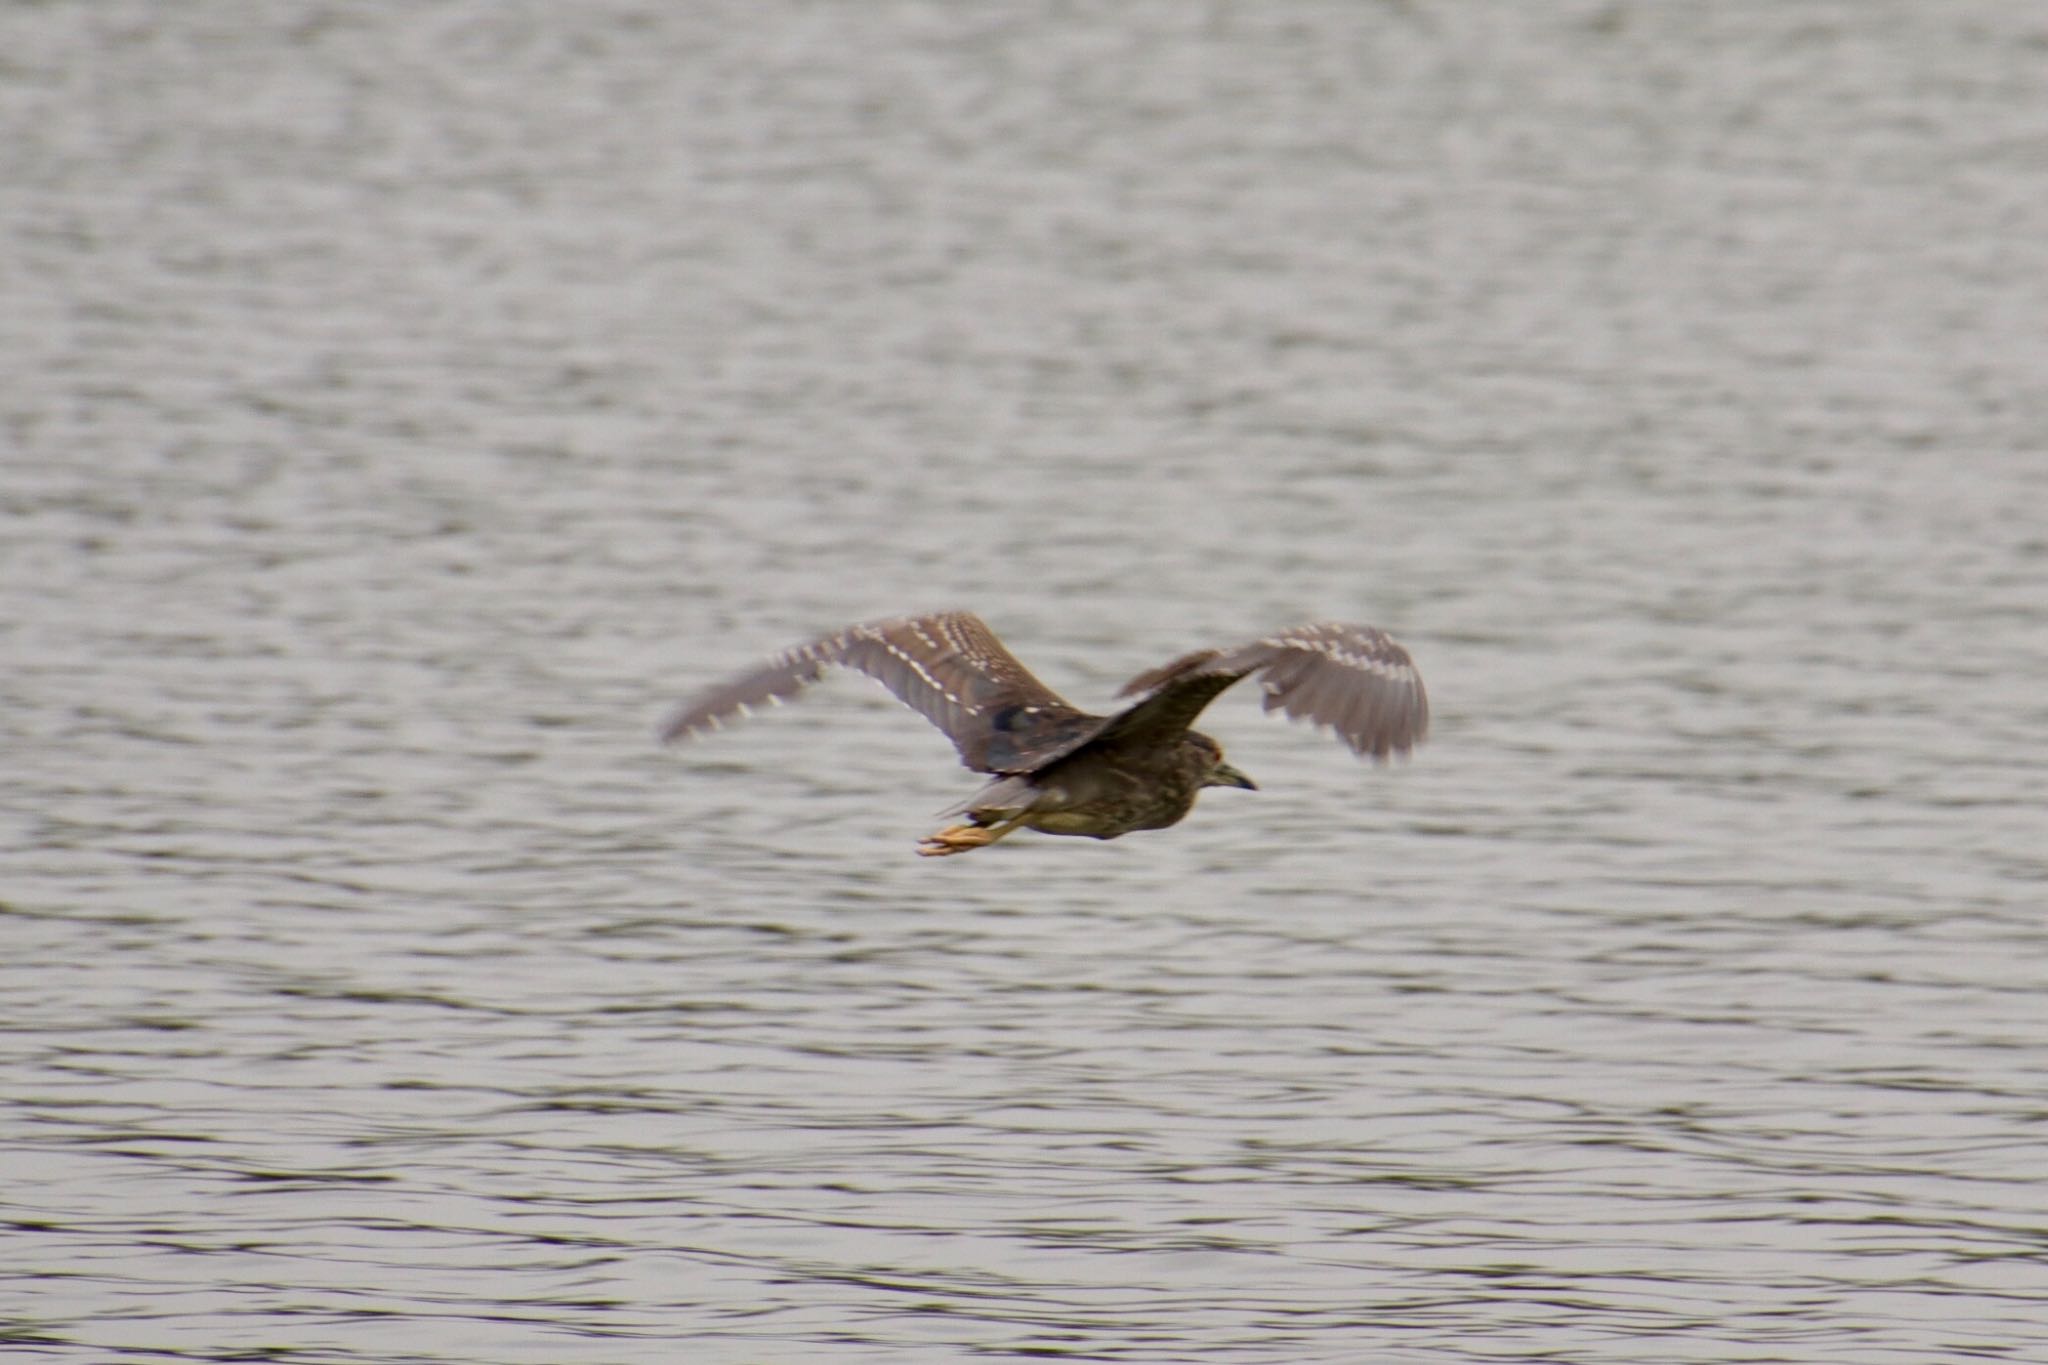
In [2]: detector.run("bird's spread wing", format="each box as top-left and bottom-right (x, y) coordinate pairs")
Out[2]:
(1106, 622), (1429, 760)
(658, 611), (1097, 773)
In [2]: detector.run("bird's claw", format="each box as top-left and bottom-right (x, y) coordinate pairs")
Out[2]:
(916, 823), (997, 857)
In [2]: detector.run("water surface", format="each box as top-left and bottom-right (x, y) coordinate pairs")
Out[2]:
(5, 3), (2048, 1362)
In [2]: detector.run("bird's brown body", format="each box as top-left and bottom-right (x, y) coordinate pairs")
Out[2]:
(658, 611), (1427, 856)
(954, 730), (1247, 843)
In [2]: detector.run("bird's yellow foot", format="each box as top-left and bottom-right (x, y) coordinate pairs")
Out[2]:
(916, 823), (997, 857)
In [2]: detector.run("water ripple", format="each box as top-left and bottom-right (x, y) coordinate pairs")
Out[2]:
(7, 2), (2048, 1362)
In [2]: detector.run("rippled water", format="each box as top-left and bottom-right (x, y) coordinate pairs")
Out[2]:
(6, 3), (2048, 1361)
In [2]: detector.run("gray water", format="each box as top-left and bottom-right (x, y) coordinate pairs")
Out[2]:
(6, 3), (2048, 1361)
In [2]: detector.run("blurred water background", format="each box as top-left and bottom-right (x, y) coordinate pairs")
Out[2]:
(5, 2), (2048, 1361)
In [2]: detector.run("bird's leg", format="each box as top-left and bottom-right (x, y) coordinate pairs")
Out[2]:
(916, 817), (1023, 858)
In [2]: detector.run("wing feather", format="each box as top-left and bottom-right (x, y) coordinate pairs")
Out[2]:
(658, 611), (1094, 773)
(660, 615), (1427, 776)
(1111, 621), (1428, 761)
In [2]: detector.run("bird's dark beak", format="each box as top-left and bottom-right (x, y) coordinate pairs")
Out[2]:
(1209, 762), (1258, 791)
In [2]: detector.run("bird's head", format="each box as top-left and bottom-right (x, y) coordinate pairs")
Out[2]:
(1188, 732), (1258, 791)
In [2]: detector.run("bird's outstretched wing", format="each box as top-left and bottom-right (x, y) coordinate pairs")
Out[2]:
(1105, 622), (1429, 760)
(658, 611), (1098, 773)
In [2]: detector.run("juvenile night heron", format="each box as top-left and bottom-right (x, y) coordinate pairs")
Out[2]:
(659, 611), (1427, 857)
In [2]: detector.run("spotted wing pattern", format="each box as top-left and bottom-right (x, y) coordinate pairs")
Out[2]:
(1108, 622), (1429, 761)
(658, 611), (1097, 773)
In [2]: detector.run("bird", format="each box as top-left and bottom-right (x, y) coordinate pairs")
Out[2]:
(658, 611), (1427, 857)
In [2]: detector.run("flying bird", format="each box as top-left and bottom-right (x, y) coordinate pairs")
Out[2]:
(659, 611), (1427, 856)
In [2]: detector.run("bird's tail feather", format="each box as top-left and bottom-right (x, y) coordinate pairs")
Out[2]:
(936, 775), (1038, 821)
